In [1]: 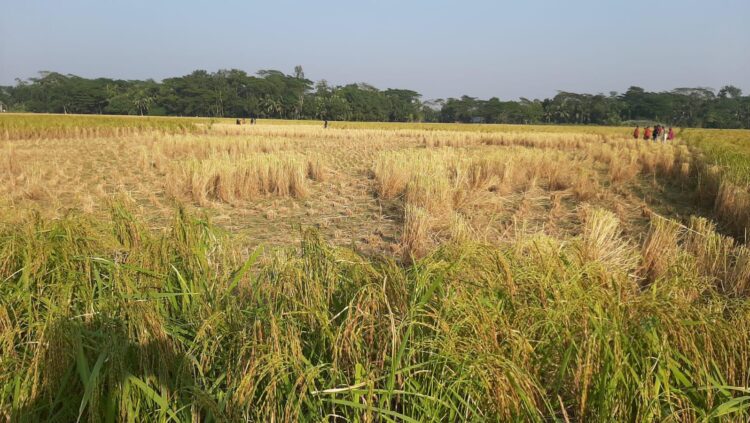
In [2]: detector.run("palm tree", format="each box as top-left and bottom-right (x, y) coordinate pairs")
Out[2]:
(260, 95), (283, 117)
(132, 93), (154, 116)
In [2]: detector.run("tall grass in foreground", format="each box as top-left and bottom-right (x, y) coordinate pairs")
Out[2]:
(1, 206), (749, 422)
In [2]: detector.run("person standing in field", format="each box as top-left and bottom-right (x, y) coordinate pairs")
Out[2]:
(662, 126), (668, 143)
(668, 127), (675, 141)
(652, 125), (660, 142)
(633, 126), (640, 139)
(644, 126), (652, 141)
(324, 119), (328, 128)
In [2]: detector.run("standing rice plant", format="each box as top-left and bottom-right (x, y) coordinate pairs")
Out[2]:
(696, 165), (723, 208)
(372, 154), (410, 199)
(571, 168), (599, 201)
(540, 154), (574, 190)
(402, 205), (431, 261)
(714, 181), (750, 238)
(641, 216), (682, 284)
(608, 151), (640, 183)
(404, 173), (452, 216)
(730, 246), (750, 296)
(1, 208), (749, 421)
(448, 212), (474, 243)
(306, 158), (327, 182)
(684, 217), (735, 291)
(167, 155), (310, 204)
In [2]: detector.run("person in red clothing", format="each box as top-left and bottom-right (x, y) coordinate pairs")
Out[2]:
(633, 126), (640, 139)
(667, 127), (675, 141)
(643, 126), (652, 141)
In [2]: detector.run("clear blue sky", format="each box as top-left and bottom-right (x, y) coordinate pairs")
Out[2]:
(1, 0), (748, 99)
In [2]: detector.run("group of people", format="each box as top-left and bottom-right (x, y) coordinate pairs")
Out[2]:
(235, 117), (258, 125)
(633, 125), (674, 143)
(235, 117), (326, 126)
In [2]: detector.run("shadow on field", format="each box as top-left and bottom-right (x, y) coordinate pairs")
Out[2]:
(13, 316), (200, 422)
(634, 176), (743, 241)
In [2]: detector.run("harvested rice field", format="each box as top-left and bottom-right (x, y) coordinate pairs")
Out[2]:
(1, 114), (750, 421)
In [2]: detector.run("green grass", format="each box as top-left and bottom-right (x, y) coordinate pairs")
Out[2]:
(1, 205), (748, 422)
(682, 129), (750, 186)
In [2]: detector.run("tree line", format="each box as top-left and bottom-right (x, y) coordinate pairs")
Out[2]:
(1, 68), (748, 128)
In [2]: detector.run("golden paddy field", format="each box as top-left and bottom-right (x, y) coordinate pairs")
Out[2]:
(1, 114), (750, 421)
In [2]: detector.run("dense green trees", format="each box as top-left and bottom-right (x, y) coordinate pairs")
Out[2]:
(1, 68), (748, 128)
(434, 85), (749, 128)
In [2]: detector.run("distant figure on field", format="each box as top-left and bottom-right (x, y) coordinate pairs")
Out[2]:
(633, 126), (640, 139)
(324, 119), (328, 129)
(667, 127), (675, 141)
(652, 125), (660, 142)
(662, 127), (668, 143)
(644, 126), (652, 141)
(236, 118), (241, 125)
